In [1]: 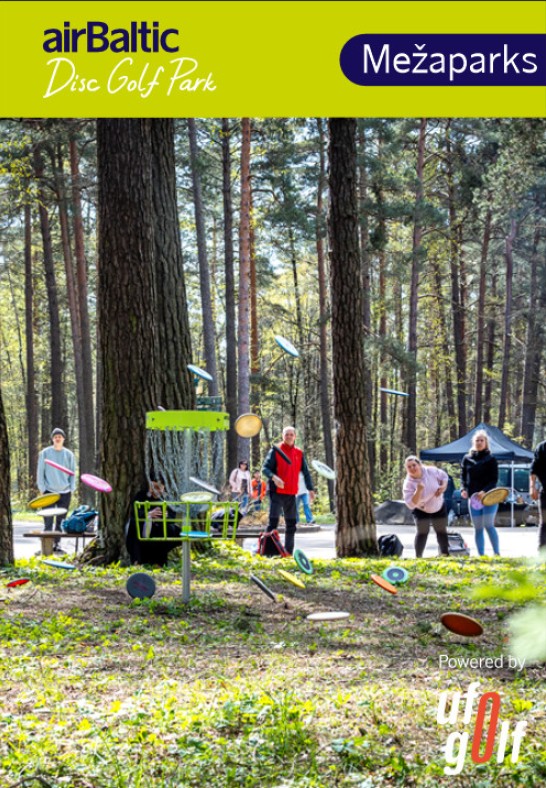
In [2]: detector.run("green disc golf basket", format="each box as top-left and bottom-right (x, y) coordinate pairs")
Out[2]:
(136, 410), (240, 602)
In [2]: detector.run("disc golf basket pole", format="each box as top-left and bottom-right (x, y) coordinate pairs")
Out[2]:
(145, 410), (229, 602)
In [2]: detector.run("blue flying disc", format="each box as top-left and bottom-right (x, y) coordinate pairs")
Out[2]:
(382, 566), (409, 585)
(43, 560), (76, 570)
(187, 364), (213, 382)
(274, 335), (299, 358)
(379, 388), (409, 397)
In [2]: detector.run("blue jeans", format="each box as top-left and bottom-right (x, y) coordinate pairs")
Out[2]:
(296, 493), (313, 524)
(469, 503), (500, 556)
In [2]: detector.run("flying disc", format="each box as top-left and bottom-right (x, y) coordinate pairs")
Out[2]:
(250, 574), (277, 602)
(80, 474), (113, 494)
(278, 569), (306, 589)
(187, 364), (213, 382)
(470, 493), (483, 511)
(370, 573), (398, 595)
(307, 611), (350, 621)
(28, 493), (61, 510)
(6, 578), (31, 588)
(293, 548), (313, 575)
(312, 459), (336, 480)
(42, 560), (76, 570)
(126, 572), (156, 599)
(235, 413), (263, 438)
(382, 566), (409, 585)
(189, 476), (221, 496)
(186, 530), (211, 539)
(379, 387), (409, 397)
(156, 405), (166, 411)
(481, 487), (510, 507)
(273, 444), (292, 464)
(274, 335), (299, 358)
(180, 491), (214, 503)
(37, 507), (68, 517)
(440, 612), (484, 637)
(44, 458), (75, 476)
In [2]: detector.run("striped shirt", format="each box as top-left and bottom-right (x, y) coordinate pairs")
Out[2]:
(403, 465), (448, 514)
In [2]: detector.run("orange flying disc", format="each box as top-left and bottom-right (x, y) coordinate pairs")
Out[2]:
(440, 612), (484, 637)
(370, 573), (398, 595)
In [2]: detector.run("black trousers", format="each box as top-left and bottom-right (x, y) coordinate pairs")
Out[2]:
(267, 491), (297, 554)
(43, 490), (71, 547)
(412, 503), (449, 557)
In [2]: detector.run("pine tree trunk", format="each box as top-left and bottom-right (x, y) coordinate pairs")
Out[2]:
(521, 225), (545, 445)
(328, 118), (377, 556)
(315, 119), (335, 511)
(221, 119), (239, 476)
(474, 209), (492, 424)
(97, 119), (159, 562)
(498, 216), (517, 429)
(69, 135), (96, 467)
(24, 202), (38, 490)
(151, 119), (195, 410)
(249, 187), (261, 470)
(0, 384), (13, 565)
(238, 118), (252, 459)
(33, 144), (65, 431)
(187, 118), (219, 395)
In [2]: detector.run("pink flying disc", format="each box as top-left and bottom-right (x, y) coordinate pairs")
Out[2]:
(81, 473), (112, 494)
(44, 458), (75, 476)
(470, 493), (483, 511)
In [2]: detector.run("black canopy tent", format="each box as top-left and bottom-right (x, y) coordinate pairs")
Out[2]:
(420, 423), (533, 527)
(420, 422), (533, 463)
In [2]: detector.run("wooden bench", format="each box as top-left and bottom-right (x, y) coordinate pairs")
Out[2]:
(23, 530), (97, 556)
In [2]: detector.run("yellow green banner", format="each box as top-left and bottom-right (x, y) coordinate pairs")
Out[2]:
(1, 1), (545, 116)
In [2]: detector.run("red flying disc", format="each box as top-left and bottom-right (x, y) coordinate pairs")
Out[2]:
(440, 612), (484, 637)
(6, 578), (31, 588)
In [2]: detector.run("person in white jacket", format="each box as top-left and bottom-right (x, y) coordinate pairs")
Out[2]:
(229, 460), (251, 510)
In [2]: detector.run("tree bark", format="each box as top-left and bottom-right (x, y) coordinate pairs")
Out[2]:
(474, 209), (492, 424)
(221, 118), (238, 476)
(24, 202), (38, 490)
(0, 383), (13, 565)
(328, 118), (377, 556)
(498, 216), (518, 429)
(238, 118), (252, 459)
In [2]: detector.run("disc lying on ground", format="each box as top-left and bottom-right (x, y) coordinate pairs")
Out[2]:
(440, 612), (484, 637)
(250, 573), (277, 602)
(126, 573), (156, 599)
(307, 611), (350, 622)
(278, 569), (306, 589)
(187, 363), (213, 382)
(6, 578), (31, 588)
(293, 548), (313, 575)
(274, 335), (299, 358)
(481, 487), (510, 507)
(189, 476), (221, 496)
(234, 413), (263, 438)
(311, 460), (336, 480)
(28, 493), (61, 510)
(42, 560), (76, 570)
(44, 458), (75, 476)
(370, 573), (398, 595)
(81, 474), (113, 494)
(382, 566), (409, 585)
(180, 491), (214, 504)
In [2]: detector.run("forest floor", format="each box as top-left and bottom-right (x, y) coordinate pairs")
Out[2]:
(1, 544), (545, 787)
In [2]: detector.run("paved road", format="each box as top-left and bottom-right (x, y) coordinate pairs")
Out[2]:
(13, 520), (541, 561)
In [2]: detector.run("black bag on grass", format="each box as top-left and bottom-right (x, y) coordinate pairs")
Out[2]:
(257, 529), (290, 558)
(378, 533), (404, 557)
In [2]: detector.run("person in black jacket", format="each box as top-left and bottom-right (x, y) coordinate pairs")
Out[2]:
(460, 430), (500, 556)
(529, 439), (546, 551)
(125, 473), (181, 565)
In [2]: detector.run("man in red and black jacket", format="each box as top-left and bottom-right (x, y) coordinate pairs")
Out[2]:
(262, 426), (315, 555)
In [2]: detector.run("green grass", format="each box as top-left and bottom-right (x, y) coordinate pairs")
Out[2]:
(1, 546), (545, 787)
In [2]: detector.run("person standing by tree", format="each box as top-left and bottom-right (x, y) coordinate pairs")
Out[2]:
(262, 426), (315, 555)
(37, 428), (76, 553)
(229, 460), (251, 510)
(460, 430), (500, 556)
(296, 471), (315, 525)
(529, 438), (546, 552)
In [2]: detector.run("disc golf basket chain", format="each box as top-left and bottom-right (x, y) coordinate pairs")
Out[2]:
(145, 410), (227, 504)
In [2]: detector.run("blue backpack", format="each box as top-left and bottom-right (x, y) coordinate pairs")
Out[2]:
(62, 505), (98, 534)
